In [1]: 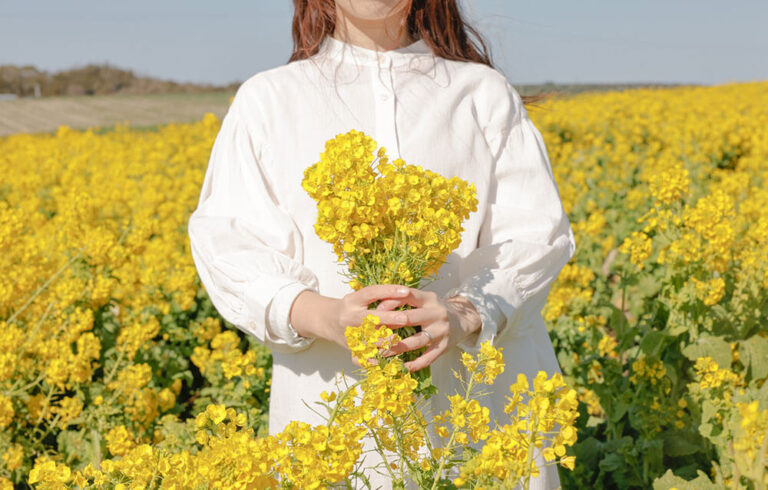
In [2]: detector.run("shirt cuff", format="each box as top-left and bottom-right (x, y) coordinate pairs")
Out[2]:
(444, 284), (507, 353)
(267, 281), (317, 353)
(244, 277), (317, 354)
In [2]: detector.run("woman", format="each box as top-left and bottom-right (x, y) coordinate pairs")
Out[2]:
(187, 0), (576, 487)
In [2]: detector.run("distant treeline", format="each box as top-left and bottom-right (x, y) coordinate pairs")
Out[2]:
(516, 81), (698, 98)
(0, 62), (695, 99)
(0, 63), (241, 97)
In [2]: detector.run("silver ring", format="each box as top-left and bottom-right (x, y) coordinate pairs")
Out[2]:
(421, 329), (435, 345)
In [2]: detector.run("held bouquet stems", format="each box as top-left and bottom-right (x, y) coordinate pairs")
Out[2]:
(301, 129), (478, 397)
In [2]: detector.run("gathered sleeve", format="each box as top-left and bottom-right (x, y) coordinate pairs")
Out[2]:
(446, 81), (576, 353)
(187, 92), (319, 354)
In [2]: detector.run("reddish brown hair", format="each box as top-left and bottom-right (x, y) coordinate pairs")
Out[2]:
(289, 0), (553, 109)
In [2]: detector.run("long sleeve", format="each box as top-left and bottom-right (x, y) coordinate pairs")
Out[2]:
(187, 95), (320, 354)
(446, 81), (577, 353)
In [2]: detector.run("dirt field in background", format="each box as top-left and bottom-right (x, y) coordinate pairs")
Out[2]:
(0, 92), (234, 136)
(0, 82), (689, 137)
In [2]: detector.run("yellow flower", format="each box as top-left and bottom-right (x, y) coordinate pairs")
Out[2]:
(205, 404), (227, 425)
(619, 231), (653, 270)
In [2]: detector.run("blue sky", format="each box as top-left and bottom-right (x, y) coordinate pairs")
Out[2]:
(1, 0), (766, 86)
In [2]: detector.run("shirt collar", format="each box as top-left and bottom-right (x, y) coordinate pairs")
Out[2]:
(315, 35), (433, 67)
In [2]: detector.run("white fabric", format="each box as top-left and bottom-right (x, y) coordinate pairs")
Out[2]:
(188, 35), (576, 489)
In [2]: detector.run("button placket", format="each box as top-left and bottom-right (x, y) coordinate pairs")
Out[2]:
(373, 54), (400, 159)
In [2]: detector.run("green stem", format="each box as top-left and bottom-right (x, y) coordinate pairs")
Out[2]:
(430, 372), (477, 490)
(325, 380), (363, 428)
(522, 411), (539, 490)
(408, 403), (434, 456)
(5, 371), (47, 398)
(102, 349), (126, 387)
(90, 427), (102, 468)
(30, 384), (62, 447)
(18, 301), (54, 352)
(365, 419), (399, 483)
(8, 247), (85, 323)
(390, 413), (422, 483)
(394, 417), (406, 484)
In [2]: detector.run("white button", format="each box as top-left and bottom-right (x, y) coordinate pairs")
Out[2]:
(379, 93), (389, 101)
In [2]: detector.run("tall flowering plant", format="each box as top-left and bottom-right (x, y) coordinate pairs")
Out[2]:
(301, 129), (478, 395)
(34, 331), (579, 489)
(337, 314), (579, 489)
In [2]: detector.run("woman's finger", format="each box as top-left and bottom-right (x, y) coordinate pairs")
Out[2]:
(352, 284), (410, 306)
(349, 309), (408, 329)
(382, 327), (437, 356)
(372, 310), (409, 328)
(374, 332), (399, 348)
(393, 288), (435, 308)
(404, 342), (444, 372)
(375, 298), (404, 311)
(396, 306), (443, 327)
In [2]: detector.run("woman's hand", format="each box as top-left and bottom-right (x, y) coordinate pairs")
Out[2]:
(289, 285), (413, 358)
(377, 288), (483, 372)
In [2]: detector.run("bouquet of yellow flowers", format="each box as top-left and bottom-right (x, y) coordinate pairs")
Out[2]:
(301, 129), (478, 394)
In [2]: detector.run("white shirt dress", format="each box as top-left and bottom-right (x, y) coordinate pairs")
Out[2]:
(188, 35), (576, 489)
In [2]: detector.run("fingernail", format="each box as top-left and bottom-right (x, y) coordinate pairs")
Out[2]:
(397, 286), (409, 294)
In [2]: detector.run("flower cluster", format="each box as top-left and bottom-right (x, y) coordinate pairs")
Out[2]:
(648, 159), (691, 205)
(618, 230), (653, 270)
(431, 345), (504, 449)
(345, 313), (401, 366)
(693, 356), (742, 390)
(454, 371), (579, 487)
(302, 129), (478, 289)
(629, 355), (668, 386)
(690, 276), (726, 306)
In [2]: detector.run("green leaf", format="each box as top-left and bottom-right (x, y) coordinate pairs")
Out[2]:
(681, 334), (731, 368)
(653, 469), (724, 490)
(698, 422), (713, 438)
(57, 428), (102, 466)
(665, 306), (691, 336)
(608, 392), (632, 423)
(661, 430), (703, 457)
(640, 438), (664, 476)
(598, 453), (625, 472)
(608, 304), (630, 339)
(416, 371), (437, 399)
(639, 331), (668, 357)
(739, 335), (768, 380)
(586, 415), (606, 428)
(667, 320), (689, 337)
(638, 273), (663, 297)
(709, 304), (729, 321)
(574, 437), (602, 469)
